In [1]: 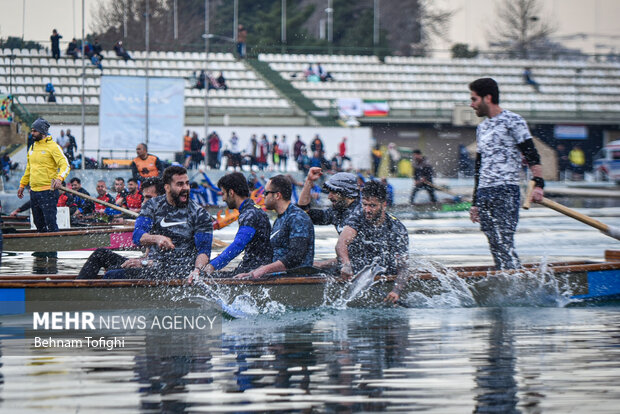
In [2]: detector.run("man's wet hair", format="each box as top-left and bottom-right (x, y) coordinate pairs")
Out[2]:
(361, 180), (387, 202)
(115, 177), (125, 183)
(141, 177), (164, 195)
(70, 177), (81, 184)
(269, 175), (292, 201)
(128, 178), (138, 185)
(469, 77), (500, 104)
(163, 165), (187, 185)
(218, 172), (250, 198)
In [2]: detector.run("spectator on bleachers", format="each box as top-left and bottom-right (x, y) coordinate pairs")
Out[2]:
(237, 24), (247, 58)
(84, 41), (103, 70)
(207, 131), (221, 169)
(279, 135), (290, 171)
(113, 41), (132, 61)
(92, 39), (104, 60)
(310, 134), (324, 157)
(372, 143), (382, 176)
(305, 64), (319, 82)
(568, 144), (585, 180)
(297, 148), (311, 174)
(258, 134), (269, 170)
(190, 131), (203, 168)
(45, 82), (56, 103)
(228, 132), (242, 171)
(66, 38), (79, 59)
(216, 72), (228, 90)
(387, 142), (400, 175)
(65, 129), (78, 162)
(243, 134), (258, 170)
(196, 70), (206, 90)
(294, 135), (305, 166)
(523, 67), (540, 92)
(270, 135), (280, 169)
(556, 143), (569, 181)
(50, 29), (62, 61)
(56, 129), (69, 154)
(339, 137), (351, 168)
(207, 72), (221, 91)
(183, 130), (192, 167)
(317, 63), (334, 82)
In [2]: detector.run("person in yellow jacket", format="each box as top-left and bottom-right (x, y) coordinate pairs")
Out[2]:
(568, 144), (586, 180)
(18, 118), (71, 232)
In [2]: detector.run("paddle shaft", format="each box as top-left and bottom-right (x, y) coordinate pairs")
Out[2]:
(539, 197), (610, 233)
(60, 185), (138, 217)
(522, 180), (536, 209)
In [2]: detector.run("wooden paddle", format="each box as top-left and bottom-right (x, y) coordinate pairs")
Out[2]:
(60, 185), (229, 248)
(60, 185), (138, 217)
(427, 182), (470, 201)
(523, 180), (620, 241)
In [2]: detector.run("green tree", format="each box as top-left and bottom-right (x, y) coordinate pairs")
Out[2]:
(451, 43), (478, 59)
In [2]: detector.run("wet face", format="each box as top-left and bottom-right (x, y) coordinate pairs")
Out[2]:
(136, 144), (147, 159)
(327, 191), (348, 211)
(263, 181), (280, 211)
(141, 185), (158, 205)
(71, 181), (81, 191)
(166, 173), (190, 207)
(114, 179), (125, 193)
(362, 196), (385, 224)
(96, 181), (107, 196)
(127, 180), (138, 194)
(470, 90), (489, 117)
(222, 189), (237, 210)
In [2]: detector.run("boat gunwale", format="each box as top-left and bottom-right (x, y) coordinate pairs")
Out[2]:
(1, 260), (618, 288)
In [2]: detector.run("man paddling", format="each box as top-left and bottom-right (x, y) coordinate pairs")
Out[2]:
(76, 177), (164, 279)
(235, 175), (314, 279)
(297, 168), (362, 268)
(335, 180), (410, 304)
(468, 77), (544, 269)
(188, 172), (272, 281)
(17, 118), (71, 232)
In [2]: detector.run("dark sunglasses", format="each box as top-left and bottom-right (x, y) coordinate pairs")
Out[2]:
(263, 190), (279, 196)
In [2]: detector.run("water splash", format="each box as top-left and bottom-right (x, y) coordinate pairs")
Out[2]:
(400, 256), (578, 308)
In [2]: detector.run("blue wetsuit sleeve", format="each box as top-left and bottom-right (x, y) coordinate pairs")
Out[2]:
(194, 231), (213, 257)
(209, 226), (256, 270)
(133, 216), (152, 246)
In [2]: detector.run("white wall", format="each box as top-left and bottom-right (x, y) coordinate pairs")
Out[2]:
(41, 124), (373, 170)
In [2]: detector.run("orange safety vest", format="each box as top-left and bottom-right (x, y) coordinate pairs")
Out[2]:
(133, 154), (159, 178)
(183, 135), (192, 152)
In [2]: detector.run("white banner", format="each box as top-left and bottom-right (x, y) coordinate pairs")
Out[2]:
(337, 98), (363, 117)
(99, 76), (185, 151)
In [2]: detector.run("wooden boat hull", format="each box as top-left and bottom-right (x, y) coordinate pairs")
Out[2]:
(2, 226), (135, 252)
(1, 259), (619, 314)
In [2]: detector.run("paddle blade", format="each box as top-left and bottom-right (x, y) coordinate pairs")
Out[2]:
(345, 262), (387, 301)
(604, 225), (620, 241)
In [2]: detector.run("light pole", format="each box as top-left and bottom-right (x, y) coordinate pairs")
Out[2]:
(373, 0), (380, 53)
(204, 0), (210, 167)
(145, 0), (150, 147)
(326, 0), (333, 54)
(80, 0), (85, 170)
(281, 0), (286, 53)
(8, 55), (16, 96)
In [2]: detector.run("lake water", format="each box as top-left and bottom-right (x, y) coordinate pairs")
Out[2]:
(1, 205), (620, 412)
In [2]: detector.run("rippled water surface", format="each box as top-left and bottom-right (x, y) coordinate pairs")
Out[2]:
(1, 205), (620, 412)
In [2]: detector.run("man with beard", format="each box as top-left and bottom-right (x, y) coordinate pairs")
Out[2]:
(336, 180), (410, 304)
(84, 166), (211, 280)
(298, 168), (362, 268)
(468, 78), (544, 270)
(18, 118), (71, 232)
(125, 178), (143, 212)
(236, 175), (314, 279)
(188, 172), (272, 282)
(113, 177), (128, 208)
(76, 177), (165, 279)
(94, 180), (115, 215)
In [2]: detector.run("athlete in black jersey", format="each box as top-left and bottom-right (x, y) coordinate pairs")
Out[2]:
(336, 180), (410, 304)
(298, 168), (362, 268)
(131, 166), (212, 280)
(188, 172), (272, 282)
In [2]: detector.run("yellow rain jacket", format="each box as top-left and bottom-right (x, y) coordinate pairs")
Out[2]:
(19, 136), (71, 191)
